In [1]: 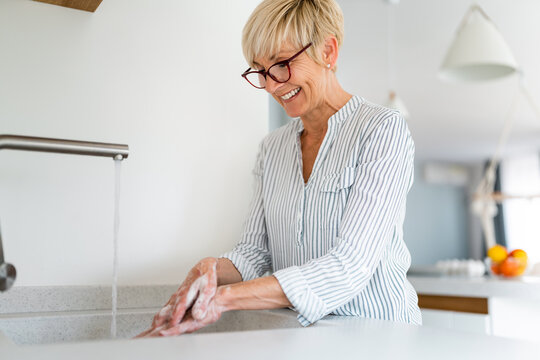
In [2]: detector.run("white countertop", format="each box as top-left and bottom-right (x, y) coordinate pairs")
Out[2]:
(1, 310), (538, 360)
(408, 275), (540, 299)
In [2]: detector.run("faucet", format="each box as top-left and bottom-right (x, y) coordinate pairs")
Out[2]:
(0, 225), (16, 292)
(0, 134), (129, 292)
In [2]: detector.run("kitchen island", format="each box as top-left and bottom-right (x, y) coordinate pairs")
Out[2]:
(409, 275), (540, 342)
(1, 308), (538, 360)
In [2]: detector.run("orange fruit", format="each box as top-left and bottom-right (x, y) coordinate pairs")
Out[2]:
(488, 245), (508, 263)
(500, 258), (521, 277)
(509, 249), (528, 266)
(490, 263), (502, 275)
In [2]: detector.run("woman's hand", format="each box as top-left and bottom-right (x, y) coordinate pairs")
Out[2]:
(159, 292), (226, 336)
(135, 274), (292, 338)
(136, 257), (219, 337)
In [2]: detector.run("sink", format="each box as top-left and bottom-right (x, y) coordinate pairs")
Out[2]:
(0, 309), (302, 345)
(0, 285), (302, 346)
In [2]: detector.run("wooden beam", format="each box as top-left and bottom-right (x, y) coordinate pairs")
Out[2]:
(34, 0), (103, 13)
(418, 294), (489, 314)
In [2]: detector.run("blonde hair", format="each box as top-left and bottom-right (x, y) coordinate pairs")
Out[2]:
(242, 0), (344, 70)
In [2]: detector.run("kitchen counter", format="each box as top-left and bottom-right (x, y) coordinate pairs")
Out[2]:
(408, 275), (540, 343)
(408, 275), (540, 299)
(1, 309), (538, 360)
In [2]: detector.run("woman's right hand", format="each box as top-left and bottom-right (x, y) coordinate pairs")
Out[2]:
(136, 257), (219, 337)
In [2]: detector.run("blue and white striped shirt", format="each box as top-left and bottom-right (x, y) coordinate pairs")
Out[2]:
(221, 96), (421, 326)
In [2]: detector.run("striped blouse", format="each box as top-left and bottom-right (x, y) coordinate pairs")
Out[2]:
(221, 96), (422, 326)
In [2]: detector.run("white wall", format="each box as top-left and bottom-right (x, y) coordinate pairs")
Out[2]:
(0, 0), (267, 286)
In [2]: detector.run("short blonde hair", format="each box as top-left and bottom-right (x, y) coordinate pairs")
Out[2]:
(242, 0), (344, 69)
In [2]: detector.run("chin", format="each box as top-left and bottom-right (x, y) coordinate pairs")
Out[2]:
(281, 102), (305, 118)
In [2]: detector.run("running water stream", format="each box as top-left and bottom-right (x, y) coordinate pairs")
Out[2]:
(111, 157), (122, 338)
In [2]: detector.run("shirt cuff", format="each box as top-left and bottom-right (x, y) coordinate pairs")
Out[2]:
(273, 266), (329, 326)
(219, 250), (260, 282)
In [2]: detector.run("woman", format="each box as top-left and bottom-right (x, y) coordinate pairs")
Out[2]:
(138, 0), (421, 337)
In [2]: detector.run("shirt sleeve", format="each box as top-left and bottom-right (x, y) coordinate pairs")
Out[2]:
(220, 141), (272, 281)
(273, 114), (415, 326)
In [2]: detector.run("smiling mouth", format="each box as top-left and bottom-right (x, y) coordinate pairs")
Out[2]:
(281, 87), (300, 101)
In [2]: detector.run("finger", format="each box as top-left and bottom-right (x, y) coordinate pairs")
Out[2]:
(169, 279), (201, 325)
(191, 280), (216, 320)
(146, 325), (168, 337)
(192, 264), (217, 320)
(153, 277), (194, 327)
(134, 324), (166, 338)
(151, 303), (173, 328)
(152, 283), (186, 328)
(159, 320), (200, 337)
(134, 328), (153, 338)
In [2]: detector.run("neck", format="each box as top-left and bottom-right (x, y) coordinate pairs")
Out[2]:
(300, 75), (352, 138)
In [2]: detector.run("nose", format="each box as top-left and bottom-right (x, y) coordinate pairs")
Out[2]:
(264, 76), (283, 96)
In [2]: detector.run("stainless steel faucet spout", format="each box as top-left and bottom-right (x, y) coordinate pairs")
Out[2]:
(0, 134), (129, 159)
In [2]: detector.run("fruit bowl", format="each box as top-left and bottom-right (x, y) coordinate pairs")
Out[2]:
(487, 245), (528, 278)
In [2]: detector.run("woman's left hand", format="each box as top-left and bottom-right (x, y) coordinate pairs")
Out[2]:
(138, 287), (227, 337)
(136, 276), (290, 337)
(158, 297), (225, 336)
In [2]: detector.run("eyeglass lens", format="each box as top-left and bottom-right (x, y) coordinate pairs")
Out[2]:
(246, 63), (290, 88)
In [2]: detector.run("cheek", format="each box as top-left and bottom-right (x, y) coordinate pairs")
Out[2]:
(291, 65), (323, 94)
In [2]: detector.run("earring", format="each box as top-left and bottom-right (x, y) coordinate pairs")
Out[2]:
(326, 64), (331, 68)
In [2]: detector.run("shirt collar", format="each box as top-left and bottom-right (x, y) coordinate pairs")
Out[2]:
(295, 95), (362, 134)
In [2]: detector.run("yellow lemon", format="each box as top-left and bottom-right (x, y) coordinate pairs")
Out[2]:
(488, 245), (508, 263)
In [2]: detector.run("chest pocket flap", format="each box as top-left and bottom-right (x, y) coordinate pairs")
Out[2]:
(321, 166), (356, 192)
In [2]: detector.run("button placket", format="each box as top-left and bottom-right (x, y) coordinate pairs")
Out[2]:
(296, 187), (305, 246)
(294, 129), (305, 247)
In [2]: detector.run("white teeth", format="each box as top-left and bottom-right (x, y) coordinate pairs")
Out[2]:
(281, 87), (300, 100)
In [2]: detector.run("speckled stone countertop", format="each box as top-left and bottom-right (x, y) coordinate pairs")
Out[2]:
(0, 285), (178, 314)
(0, 285), (178, 344)
(0, 285), (303, 345)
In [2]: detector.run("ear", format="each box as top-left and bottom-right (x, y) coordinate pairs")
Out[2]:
(322, 35), (339, 69)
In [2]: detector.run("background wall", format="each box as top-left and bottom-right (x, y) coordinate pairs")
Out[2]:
(5, 0), (530, 287)
(0, 0), (267, 286)
(403, 164), (469, 265)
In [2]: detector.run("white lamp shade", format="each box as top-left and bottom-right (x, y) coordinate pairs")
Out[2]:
(439, 5), (518, 82)
(385, 91), (409, 119)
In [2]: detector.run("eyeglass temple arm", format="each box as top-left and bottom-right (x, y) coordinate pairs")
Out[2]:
(286, 42), (312, 63)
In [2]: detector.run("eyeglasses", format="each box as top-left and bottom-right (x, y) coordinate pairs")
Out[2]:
(241, 43), (312, 89)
